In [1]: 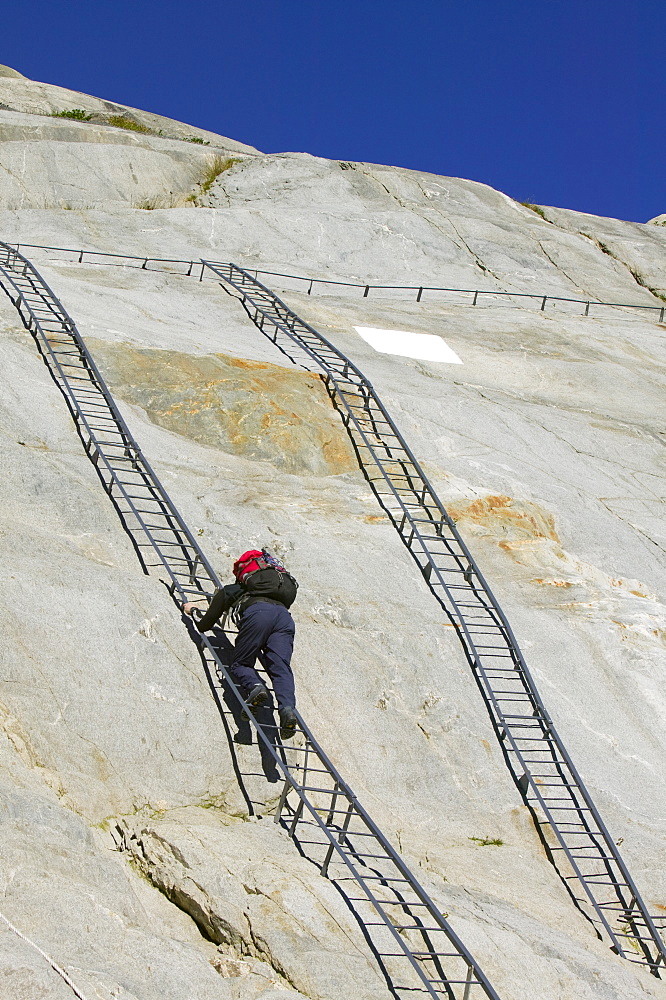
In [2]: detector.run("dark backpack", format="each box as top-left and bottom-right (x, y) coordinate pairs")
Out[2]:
(235, 549), (299, 609)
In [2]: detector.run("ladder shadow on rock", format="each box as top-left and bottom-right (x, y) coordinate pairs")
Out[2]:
(201, 258), (666, 978)
(0, 243), (500, 999)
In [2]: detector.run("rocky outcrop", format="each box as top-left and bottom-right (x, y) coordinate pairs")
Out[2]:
(0, 64), (24, 79)
(114, 809), (393, 1000)
(0, 71), (259, 210)
(199, 152), (666, 301)
(541, 204), (666, 300)
(0, 71), (258, 149)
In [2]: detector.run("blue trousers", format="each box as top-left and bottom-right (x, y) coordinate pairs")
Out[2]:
(231, 601), (296, 709)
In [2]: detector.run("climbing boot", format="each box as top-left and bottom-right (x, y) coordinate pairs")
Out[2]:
(241, 682), (270, 719)
(279, 706), (298, 740)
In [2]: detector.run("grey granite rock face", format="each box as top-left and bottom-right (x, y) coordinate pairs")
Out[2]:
(0, 74), (259, 210)
(199, 152), (666, 302)
(0, 81), (666, 1000)
(0, 777), (265, 999)
(115, 808), (393, 1000)
(0, 72), (259, 150)
(542, 204), (666, 298)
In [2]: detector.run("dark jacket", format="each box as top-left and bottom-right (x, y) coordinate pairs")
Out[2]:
(196, 583), (285, 632)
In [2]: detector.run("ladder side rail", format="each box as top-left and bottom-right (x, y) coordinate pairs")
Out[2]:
(287, 417), (637, 957)
(290, 710), (509, 995)
(0, 265), (208, 595)
(206, 261), (666, 972)
(0, 278), (205, 600)
(314, 361), (666, 965)
(317, 357), (666, 966)
(318, 412), (645, 947)
(2, 270), (135, 455)
(0, 243), (221, 591)
(202, 261), (368, 383)
(206, 268), (537, 675)
(190, 639), (448, 989)
(194, 640), (498, 1000)
(339, 420), (665, 963)
(213, 278), (638, 954)
(2, 248), (501, 1000)
(206, 261), (553, 704)
(205, 262), (555, 716)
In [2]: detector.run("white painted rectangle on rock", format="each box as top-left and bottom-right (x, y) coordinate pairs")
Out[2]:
(353, 326), (462, 363)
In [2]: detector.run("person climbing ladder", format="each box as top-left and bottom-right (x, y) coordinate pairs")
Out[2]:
(184, 549), (299, 739)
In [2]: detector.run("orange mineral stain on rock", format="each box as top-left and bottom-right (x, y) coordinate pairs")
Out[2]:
(448, 494), (560, 545)
(87, 340), (357, 476)
(447, 493), (575, 586)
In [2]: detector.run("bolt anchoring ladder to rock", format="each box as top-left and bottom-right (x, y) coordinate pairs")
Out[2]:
(201, 259), (666, 977)
(0, 240), (501, 1000)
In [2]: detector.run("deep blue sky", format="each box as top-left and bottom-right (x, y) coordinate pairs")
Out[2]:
(2, 1), (663, 223)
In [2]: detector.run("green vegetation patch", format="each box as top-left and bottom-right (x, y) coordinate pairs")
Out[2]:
(520, 202), (547, 221)
(134, 197), (160, 211)
(629, 266), (666, 301)
(469, 835), (504, 847)
(186, 156), (242, 204)
(51, 108), (93, 121)
(186, 135), (210, 145)
(107, 114), (154, 134)
(200, 155), (241, 193)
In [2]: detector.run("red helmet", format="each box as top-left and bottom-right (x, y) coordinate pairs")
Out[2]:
(232, 550), (265, 581)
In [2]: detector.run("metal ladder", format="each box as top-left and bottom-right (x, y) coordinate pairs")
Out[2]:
(0, 240), (501, 1000)
(202, 259), (666, 976)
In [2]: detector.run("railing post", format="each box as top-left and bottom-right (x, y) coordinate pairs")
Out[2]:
(463, 964), (474, 1000)
(321, 799), (354, 878)
(472, 290), (478, 306)
(189, 554), (201, 585)
(288, 798), (304, 837)
(416, 286), (423, 303)
(584, 301), (590, 316)
(78, 250), (84, 263)
(274, 780), (291, 824)
(660, 307), (665, 323)
(363, 284), (370, 298)
(541, 296), (547, 311)
(199, 263), (205, 282)
(308, 279), (313, 295)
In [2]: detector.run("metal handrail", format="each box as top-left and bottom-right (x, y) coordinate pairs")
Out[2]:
(0, 241), (501, 1000)
(201, 258), (666, 976)
(9, 241), (666, 321)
